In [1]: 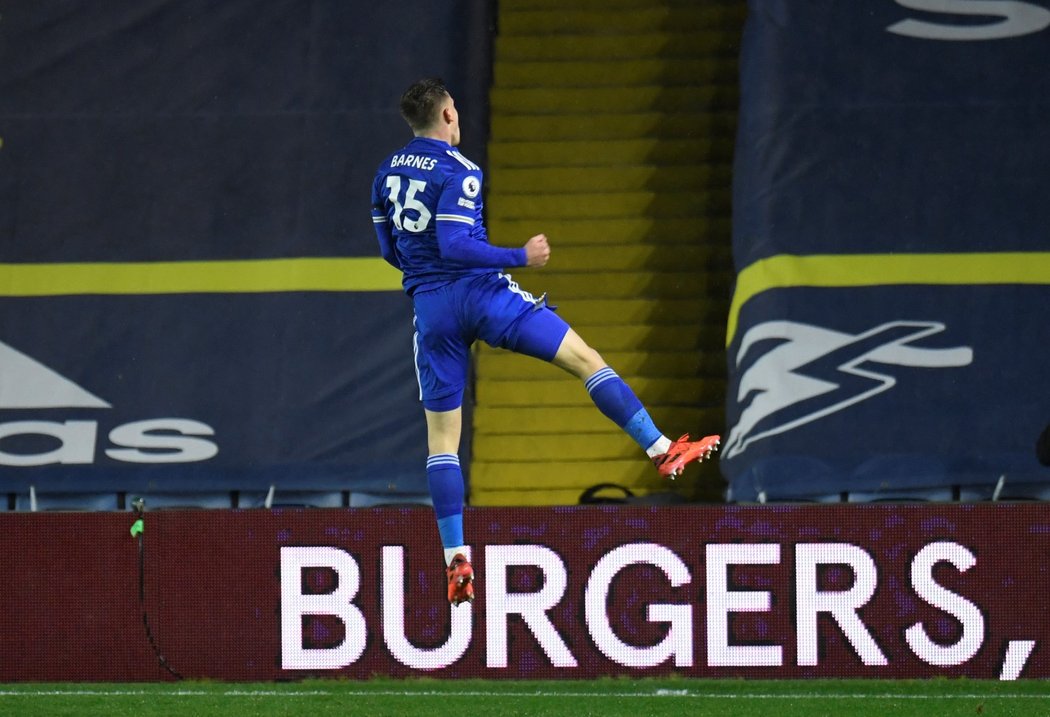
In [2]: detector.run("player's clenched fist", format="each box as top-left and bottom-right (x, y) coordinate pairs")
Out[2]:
(524, 234), (550, 267)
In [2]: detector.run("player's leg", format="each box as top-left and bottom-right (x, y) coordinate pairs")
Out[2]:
(549, 328), (674, 459)
(423, 405), (474, 606)
(424, 405), (467, 564)
(479, 273), (719, 476)
(423, 403), (474, 606)
(516, 311), (720, 477)
(413, 291), (474, 605)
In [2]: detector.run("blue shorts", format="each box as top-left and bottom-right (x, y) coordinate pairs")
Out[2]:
(412, 272), (570, 411)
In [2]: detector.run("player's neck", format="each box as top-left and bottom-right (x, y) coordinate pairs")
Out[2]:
(416, 128), (454, 146)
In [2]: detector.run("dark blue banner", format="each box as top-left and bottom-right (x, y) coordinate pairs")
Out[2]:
(0, 0), (494, 261)
(0, 293), (425, 492)
(725, 0), (1050, 500)
(732, 0), (1050, 262)
(0, 1), (494, 499)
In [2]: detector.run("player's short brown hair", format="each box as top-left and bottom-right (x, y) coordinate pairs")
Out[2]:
(399, 78), (450, 133)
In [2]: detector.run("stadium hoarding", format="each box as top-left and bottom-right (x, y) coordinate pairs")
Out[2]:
(0, 504), (1047, 681)
(0, 0), (495, 500)
(725, 0), (1050, 500)
(0, 292), (426, 494)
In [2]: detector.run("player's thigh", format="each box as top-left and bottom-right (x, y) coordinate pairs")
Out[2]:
(413, 290), (471, 408)
(472, 273), (570, 362)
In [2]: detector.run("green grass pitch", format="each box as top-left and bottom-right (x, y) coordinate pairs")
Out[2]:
(1, 678), (1048, 717)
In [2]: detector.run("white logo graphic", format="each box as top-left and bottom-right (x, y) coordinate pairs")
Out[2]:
(724, 321), (973, 459)
(888, 0), (1050, 41)
(0, 340), (110, 408)
(461, 176), (480, 199)
(0, 339), (218, 465)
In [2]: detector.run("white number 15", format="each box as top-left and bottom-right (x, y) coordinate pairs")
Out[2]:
(385, 176), (431, 233)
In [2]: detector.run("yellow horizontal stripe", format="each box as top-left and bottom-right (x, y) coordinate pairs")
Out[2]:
(727, 252), (1050, 347)
(0, 258), (403, 296)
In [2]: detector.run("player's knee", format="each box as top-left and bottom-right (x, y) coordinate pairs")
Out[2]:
(579, 344), (605, 374)
(553, 336), (605, 379)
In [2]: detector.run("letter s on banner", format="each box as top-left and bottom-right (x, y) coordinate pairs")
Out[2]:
(905, 542), (985, 666)
(279, 546), (367, 670)
(888, 0), (1050, 41)
(106, 418), (218, 463)
(585, 543), (693, 668)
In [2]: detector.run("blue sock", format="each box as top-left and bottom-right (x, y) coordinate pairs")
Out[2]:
(585, 367), (662, 450)
(426, 453), (464, 548)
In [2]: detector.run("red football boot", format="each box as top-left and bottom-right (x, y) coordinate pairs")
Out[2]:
(446, 553), (475, 606)
(652, 434), (721, 478)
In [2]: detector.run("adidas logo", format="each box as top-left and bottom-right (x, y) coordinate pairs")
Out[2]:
(0, 340), (110, 409)
(0, 339), (218, 466)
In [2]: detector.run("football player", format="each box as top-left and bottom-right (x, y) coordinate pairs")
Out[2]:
(371, 78), (719, 606)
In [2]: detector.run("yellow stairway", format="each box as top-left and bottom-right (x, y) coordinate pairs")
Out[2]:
(470, 0), (746, 506)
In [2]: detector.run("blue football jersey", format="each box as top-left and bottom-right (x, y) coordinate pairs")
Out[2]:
(371, 136), (525, 295)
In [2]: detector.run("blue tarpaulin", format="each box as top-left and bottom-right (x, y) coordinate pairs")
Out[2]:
(0, 1), (495, 497)
(724, 0), (1050, 500)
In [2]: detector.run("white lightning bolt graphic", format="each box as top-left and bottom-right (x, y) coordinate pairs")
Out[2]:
(724, 321), (972, 459)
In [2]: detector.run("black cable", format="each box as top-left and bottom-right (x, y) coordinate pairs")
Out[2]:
(132, 499), (183, 680)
